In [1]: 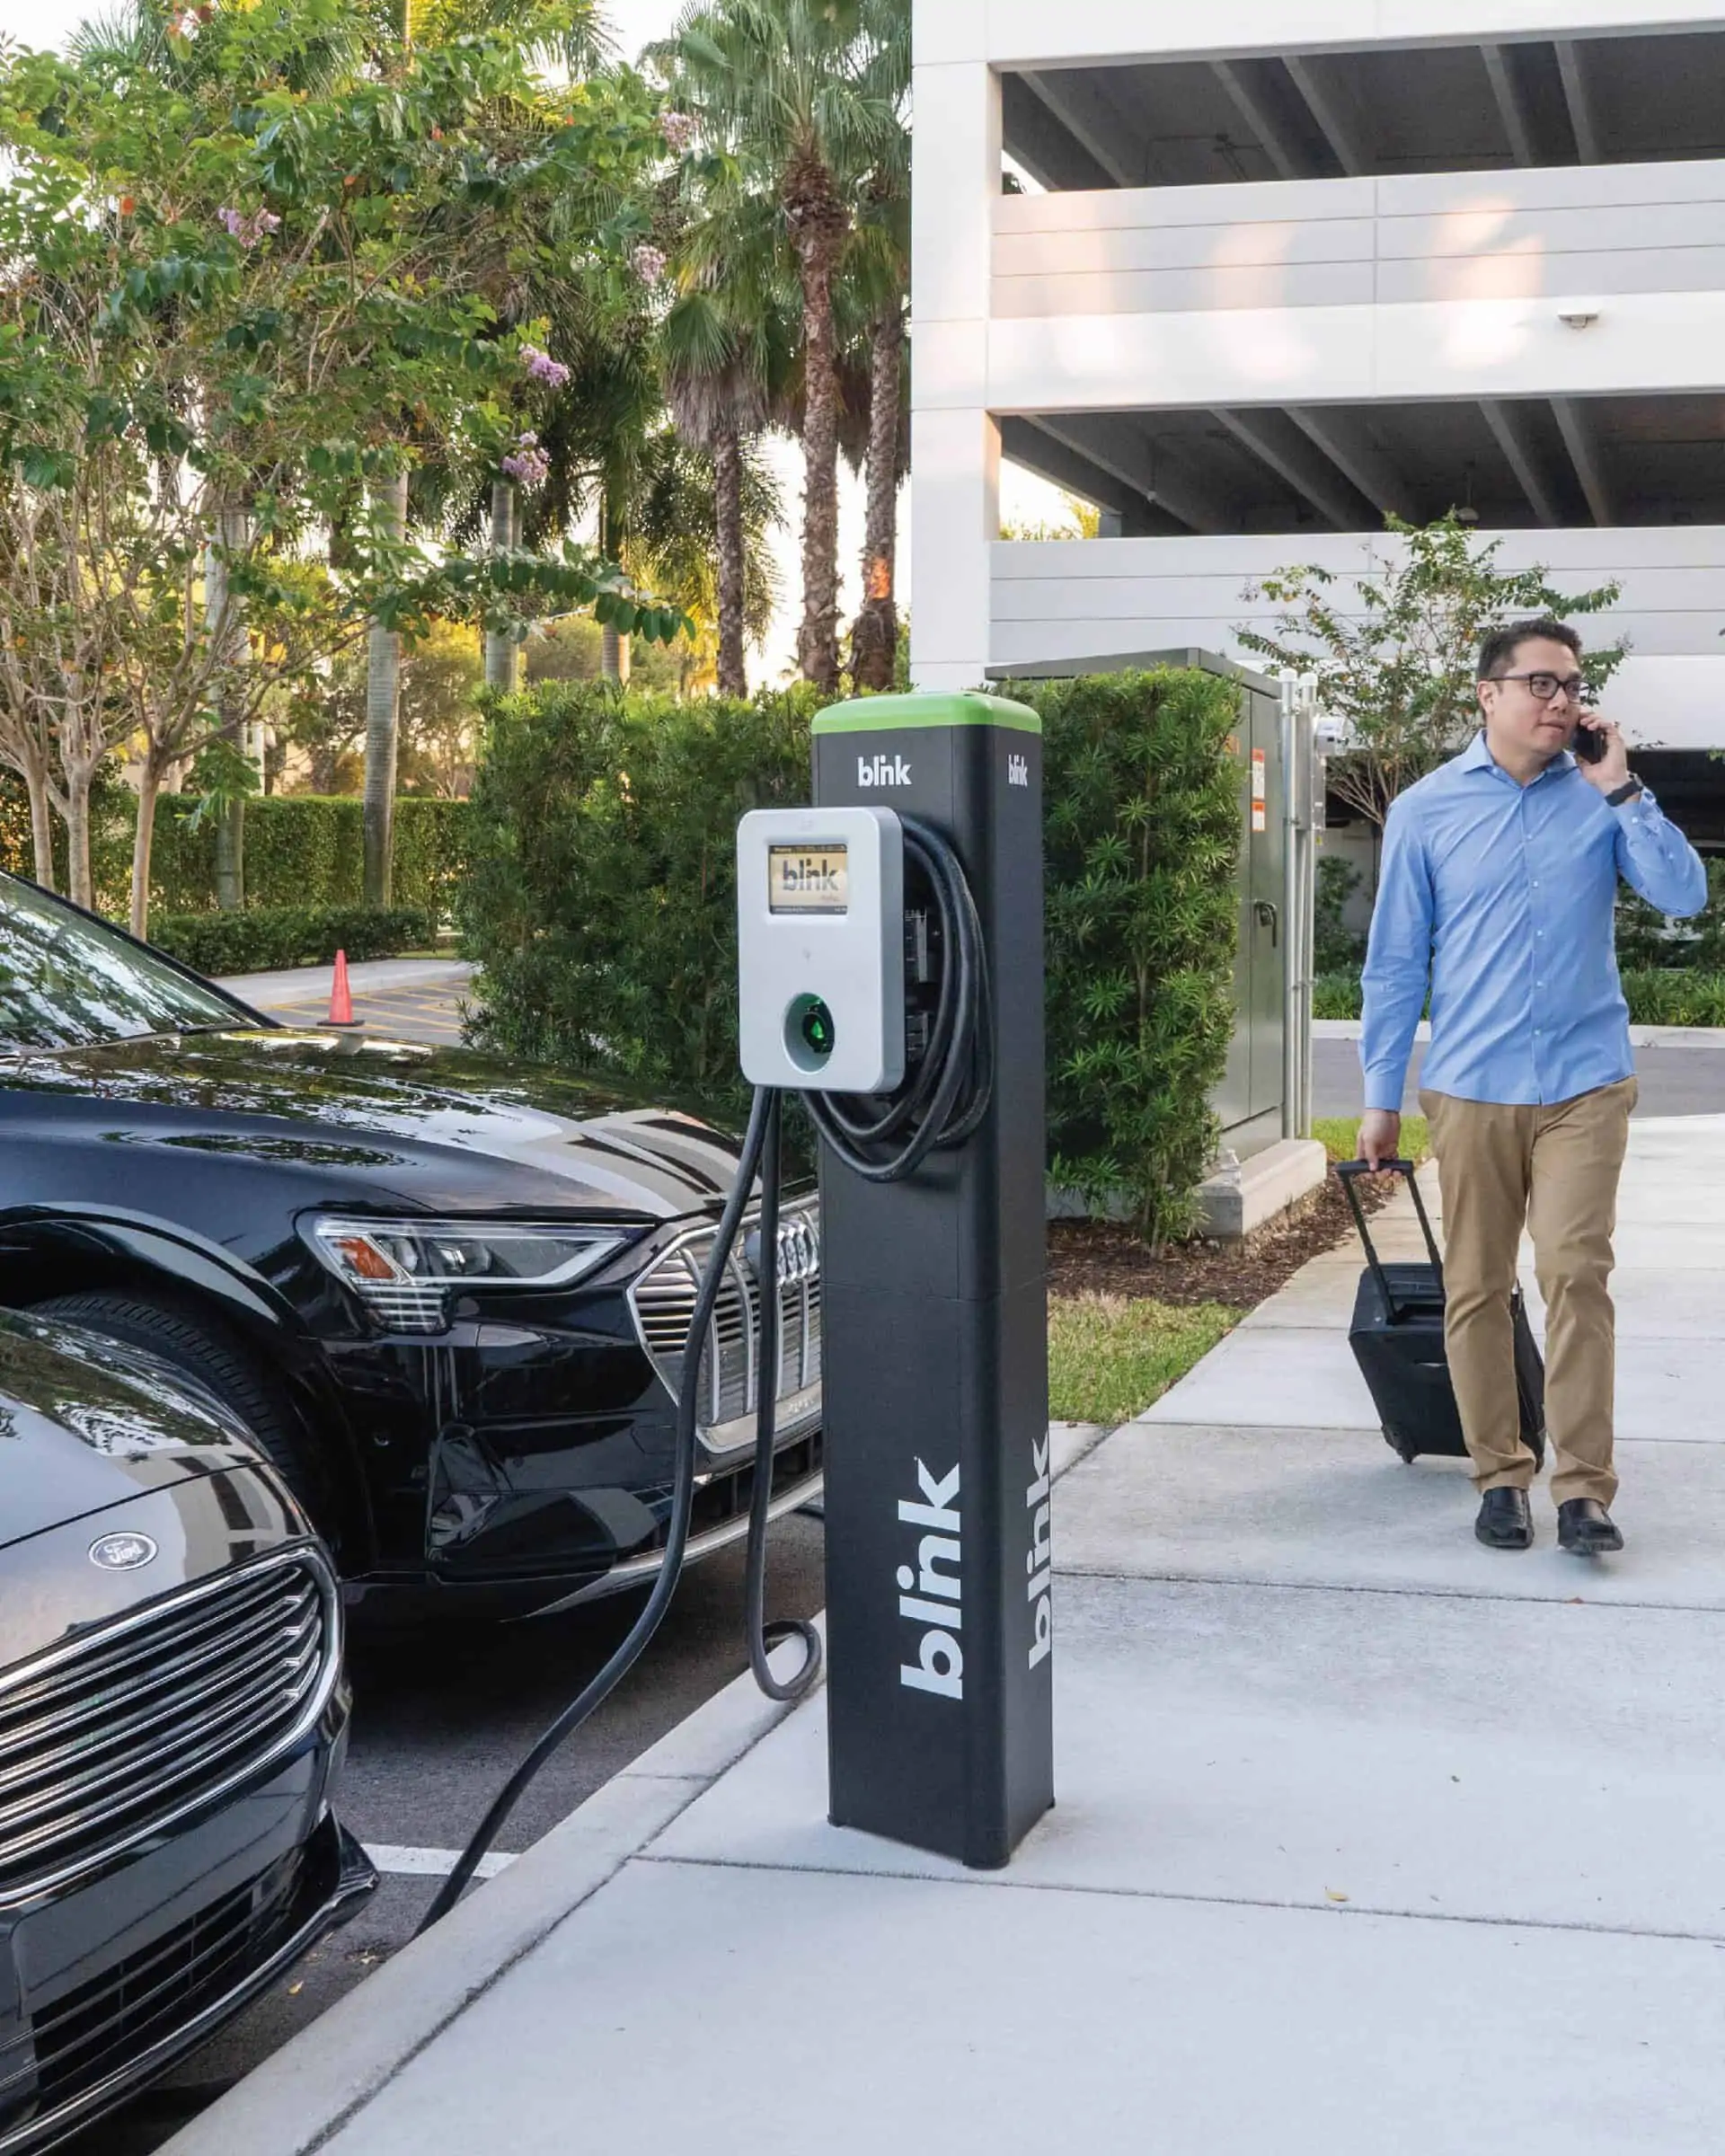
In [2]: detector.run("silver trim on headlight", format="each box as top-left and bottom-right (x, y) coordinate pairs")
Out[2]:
(301, 1216), (631, 1334)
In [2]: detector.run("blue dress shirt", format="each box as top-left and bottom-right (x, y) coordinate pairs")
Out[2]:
(1361, 731), (1708, 1111)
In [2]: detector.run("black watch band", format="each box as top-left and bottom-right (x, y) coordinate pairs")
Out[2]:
(1606, 779), (1644, 808)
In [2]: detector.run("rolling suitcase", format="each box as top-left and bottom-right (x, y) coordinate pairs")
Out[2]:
(1337, 1159), (1546, 1471)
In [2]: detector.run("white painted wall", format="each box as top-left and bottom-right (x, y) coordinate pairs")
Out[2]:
(995, 161), (1725, 320)
(990, 528), (1725, 748)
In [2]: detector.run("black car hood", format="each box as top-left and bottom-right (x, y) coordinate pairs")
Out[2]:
(0, 1309), (261, 1551)
(0, 1030), (747, 1219)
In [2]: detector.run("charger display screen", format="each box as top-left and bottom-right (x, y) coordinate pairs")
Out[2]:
(768, 844), (849, 915)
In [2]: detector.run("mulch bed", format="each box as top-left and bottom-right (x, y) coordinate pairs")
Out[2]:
(1048, 1165), (1406, 1312)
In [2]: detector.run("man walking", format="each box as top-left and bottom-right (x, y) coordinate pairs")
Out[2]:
(1358, 619), (1707, 1554)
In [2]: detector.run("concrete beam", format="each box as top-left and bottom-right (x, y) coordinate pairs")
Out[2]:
(1020, 70), (1140, 189)
(999, 419), (1187, 537)
(1282, 55), (1367, 178)
(1210, 407), (1374, 531)
(1555, 40), (1602, 164)
(1479, 399), (1564, 527)
(1001, 75), (1114, 193)
(1211, 59), (1303, 182)
(1033, 413), (1230, 535)
(1552, 397), (1614, 526)
(1481, 43), (1535, 168)
(1285, 407), (1410, 518)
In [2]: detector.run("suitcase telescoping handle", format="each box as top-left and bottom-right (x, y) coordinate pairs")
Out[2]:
(1334, 1158), (1445, 1321)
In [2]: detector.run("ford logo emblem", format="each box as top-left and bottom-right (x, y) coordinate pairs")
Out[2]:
(89, 1532), (159, 1572)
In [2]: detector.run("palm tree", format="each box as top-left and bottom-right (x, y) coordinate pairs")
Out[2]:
(660, 189), (799, 694)
(625, 426), (783, 694)
(652, 1), (905, 697)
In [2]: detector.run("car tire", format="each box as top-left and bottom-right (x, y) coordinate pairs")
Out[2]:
(30, 1290), (329, 1528)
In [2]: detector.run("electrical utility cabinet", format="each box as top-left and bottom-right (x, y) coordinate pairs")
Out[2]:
(988, 648), (1293, 1162)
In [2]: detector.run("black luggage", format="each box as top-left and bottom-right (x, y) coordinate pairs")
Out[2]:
(1337, 1159), (1546, 1471)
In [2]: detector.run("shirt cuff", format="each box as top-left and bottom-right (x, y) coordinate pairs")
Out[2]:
(1363, 1074), (1405, 1113)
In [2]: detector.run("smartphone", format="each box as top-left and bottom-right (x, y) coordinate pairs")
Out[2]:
(1571, 719), (1607, 764)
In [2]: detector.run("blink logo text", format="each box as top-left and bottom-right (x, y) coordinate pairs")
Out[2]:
(1026, 1432), (1052, 1671)
(857, 754), (911, 788)
(897, 1459), (962, 1700)
(1008, 754), (1029, 789)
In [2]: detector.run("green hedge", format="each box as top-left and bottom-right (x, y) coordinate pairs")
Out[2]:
(1316, 967), (1725, 1028)
(1032, 669), (1242, 1244)
(149, 904), (435, 976)
(461, 672), (1243, 1242)
(459, 680), (817, 1109)
(0, 773), (469, 921)
(146, 795), (469, 918)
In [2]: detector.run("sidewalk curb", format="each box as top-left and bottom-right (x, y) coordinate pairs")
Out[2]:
(157, 1637), (816, 2156)
(158, 1427), (1110, 2154)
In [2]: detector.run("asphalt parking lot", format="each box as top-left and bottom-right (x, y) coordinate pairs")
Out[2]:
(64, 1515), (825, 2156)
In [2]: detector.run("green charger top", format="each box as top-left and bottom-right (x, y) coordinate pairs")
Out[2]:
(810, 691), (1040, 737)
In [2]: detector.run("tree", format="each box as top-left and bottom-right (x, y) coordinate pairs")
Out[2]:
(659, 183), (798, 694)
(1235, 514), (1628, 829)
(625, 426), (783, 693)
(652, 0), (906, 696)
(0, 7), (682, 929)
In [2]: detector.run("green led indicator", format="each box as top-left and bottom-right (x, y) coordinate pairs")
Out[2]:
(785, 993), (836, 1073)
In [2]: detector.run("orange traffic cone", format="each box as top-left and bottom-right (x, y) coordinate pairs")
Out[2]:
(326, 949), (361, 1029)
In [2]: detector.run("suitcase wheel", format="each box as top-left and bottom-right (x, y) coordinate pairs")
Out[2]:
(1382, 1427), (1420, 1464)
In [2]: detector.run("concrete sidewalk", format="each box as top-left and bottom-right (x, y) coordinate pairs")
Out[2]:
(164, 1119), (1725, 2156)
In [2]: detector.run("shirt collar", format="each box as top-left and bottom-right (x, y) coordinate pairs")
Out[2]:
(1461, 729), (1575, 783)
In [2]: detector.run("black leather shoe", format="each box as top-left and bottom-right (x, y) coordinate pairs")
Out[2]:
(1557, 1499), (1624, 1555)
(1475, 1487), (1534, 1550)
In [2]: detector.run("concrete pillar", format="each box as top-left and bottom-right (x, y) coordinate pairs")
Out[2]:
(910, 34), (999, 694)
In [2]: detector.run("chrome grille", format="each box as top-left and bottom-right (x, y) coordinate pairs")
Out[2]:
(0, 1550), (337, 1906)
(628, 1197), (822, 1453)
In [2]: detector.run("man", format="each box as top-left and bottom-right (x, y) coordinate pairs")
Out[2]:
(1358, 619), (1707, 1555)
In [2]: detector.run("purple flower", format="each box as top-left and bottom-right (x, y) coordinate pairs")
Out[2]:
(520, 344), (571, 389)
(631, 243), (668, 287)
(218, 205), (281, 248)
(659, 110), (696, 155)
(500, 432), (550, 490)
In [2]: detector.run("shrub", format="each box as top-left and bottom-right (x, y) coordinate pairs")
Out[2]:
(462, 672), (1244, 1240)
(1314, 972), (1365, 1021)
(1028, 669), (1243, 1244)
(147, 795), (469, 918)
(1615, 857), (1725, 973)
(1314, 854), (1367, 973)
(459, 680), (817, 1114)
(148, 904), (435, 976)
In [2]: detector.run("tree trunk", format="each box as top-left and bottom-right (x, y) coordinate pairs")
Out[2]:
(713, 426), (748, 697)
(130, 751), (166, 941)
(850, 309), (904, 693)
(207, 504), (252, 913)
(364, 472), (409, 907)
(600, 623), (632, 685)
(795, 228), (844, 697)
(483, 480), (521, 694)
(22, 759), (55, 890)
(64, 768), (93, 913)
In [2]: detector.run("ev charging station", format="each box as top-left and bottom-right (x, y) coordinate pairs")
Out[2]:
(427, 690), (1053, 1928)
(738, 692), (1054, 1869)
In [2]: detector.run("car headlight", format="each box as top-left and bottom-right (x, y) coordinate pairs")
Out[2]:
(303, 1216), (632, 1335)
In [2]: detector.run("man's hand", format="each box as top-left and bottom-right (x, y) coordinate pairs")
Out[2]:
(1358, 1109), (1402, 1171)
(1574, 712), (1632, 794)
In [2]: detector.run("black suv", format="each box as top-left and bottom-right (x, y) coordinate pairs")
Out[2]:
(0, 873), (822, 1616)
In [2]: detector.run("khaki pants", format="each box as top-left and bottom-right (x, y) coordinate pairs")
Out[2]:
(1418, 1079), (1637, 1507)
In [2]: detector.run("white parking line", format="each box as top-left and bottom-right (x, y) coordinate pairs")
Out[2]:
(366, 1843), (516, 1880)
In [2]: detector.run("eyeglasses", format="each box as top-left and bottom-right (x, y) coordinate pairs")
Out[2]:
(1488, 671), (1591, 704)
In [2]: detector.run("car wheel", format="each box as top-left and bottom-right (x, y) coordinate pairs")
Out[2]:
(31, 1290), (330, 1529)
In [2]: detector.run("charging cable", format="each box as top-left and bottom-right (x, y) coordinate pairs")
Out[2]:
(417, 814), (991, 1931)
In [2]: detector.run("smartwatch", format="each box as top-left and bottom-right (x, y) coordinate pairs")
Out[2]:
(1606, 778), (1645, 808)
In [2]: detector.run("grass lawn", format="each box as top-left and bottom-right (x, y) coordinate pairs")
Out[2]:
(1314, 1114), (1430, 1165)
(1048, 1294), (1238, 1427)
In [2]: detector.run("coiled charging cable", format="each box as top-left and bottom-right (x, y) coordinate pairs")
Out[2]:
(418, 813), (991, 1931)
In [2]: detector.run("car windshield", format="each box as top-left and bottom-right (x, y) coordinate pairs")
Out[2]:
(0, 877), (252, 1049)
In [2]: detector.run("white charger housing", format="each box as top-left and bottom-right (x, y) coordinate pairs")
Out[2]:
(736, 807), (905, 1093)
